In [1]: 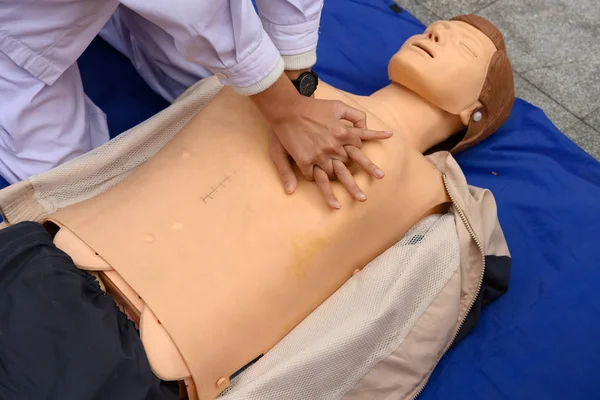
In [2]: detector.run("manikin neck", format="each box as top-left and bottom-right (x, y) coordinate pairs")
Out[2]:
(366, 83), (465, 153)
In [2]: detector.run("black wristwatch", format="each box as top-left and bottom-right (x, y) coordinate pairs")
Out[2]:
(291, 71), (319, 97)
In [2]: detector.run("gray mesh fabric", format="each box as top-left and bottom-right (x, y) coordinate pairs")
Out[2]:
(219, 213), (460, 400)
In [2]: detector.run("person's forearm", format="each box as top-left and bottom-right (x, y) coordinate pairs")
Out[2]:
(250, 73), (302, 123)
(121, 0), (284, 95)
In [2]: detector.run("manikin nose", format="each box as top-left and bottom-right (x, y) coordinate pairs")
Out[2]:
(427, 31), (441, 44)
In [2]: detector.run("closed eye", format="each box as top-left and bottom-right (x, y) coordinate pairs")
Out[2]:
(460, 42), (477, 58)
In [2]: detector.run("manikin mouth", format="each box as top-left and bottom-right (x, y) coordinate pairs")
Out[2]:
(412, 43), (434, 58)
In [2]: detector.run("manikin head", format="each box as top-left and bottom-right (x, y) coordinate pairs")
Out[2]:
(388, 15), (515, 153)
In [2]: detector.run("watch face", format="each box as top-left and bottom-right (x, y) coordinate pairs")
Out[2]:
(298, 73), (318, 96)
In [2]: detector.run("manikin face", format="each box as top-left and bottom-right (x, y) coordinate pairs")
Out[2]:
(388, 20), (497, 116)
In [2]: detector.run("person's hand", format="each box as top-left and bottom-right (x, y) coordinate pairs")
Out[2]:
(268, 129), (389, 209)
(312, 144), (388, 209)
(270, 96), (391, 208)
(252, 74), (392, 209)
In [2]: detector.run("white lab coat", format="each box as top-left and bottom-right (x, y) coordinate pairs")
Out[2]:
(0, 0), (322, 184)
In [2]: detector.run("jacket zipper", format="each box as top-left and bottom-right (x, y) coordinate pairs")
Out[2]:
(409, 173), (486, 400)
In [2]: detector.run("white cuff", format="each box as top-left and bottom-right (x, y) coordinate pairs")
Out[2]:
(282, 49), (317, 71)
(230, 57), (285, 96)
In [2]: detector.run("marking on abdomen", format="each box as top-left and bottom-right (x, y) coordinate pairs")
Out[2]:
(201, 171), (238, 203)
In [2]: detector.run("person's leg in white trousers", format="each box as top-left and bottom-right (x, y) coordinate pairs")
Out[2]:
(0, 50), (110, 185)
(0, 4), (209, 185)
(100, 5), (211, 103)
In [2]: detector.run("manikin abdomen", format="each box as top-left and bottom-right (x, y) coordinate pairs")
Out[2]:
(46, 86), (448, 399)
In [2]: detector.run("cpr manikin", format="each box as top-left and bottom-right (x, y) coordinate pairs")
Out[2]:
(44, 15), (514, 400)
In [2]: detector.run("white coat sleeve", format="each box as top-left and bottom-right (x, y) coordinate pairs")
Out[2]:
(255, 0), (323, 70)
(121, 0), (284, 95)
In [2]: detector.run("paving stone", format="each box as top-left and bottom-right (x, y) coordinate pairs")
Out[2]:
(392, 0), (440, 26)
(415, 0), (498, 20)
(521, 59), (600, 118)
(563, 120), (600, 161)
(513, 74), (579, 133)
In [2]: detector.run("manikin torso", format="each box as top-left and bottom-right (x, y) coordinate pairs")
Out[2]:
(47, 19), (499, 399)
(48, 81), (457, 398)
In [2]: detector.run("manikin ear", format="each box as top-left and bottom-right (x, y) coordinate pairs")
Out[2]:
(459, 101), (483, 126)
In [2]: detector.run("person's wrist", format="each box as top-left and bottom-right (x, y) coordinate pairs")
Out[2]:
(249, 73), (303, 124)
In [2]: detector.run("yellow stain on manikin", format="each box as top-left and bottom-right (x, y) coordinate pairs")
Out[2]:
(288, 234), (332, 279)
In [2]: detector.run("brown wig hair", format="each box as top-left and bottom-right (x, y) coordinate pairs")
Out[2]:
(426, 15), (515, 154)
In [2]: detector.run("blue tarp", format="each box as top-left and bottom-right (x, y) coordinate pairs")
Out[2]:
(2, 1), (600, 398)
